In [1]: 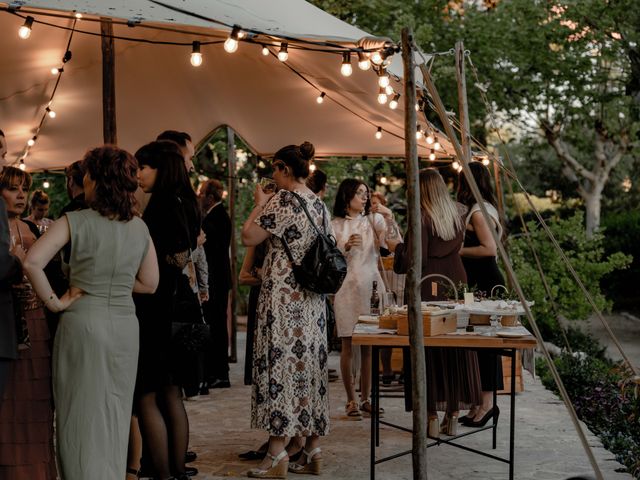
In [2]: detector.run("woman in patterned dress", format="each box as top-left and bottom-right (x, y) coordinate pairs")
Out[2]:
(242, 142), (330, 478)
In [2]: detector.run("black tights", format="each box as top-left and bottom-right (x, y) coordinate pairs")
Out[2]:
(137, 385), (189, 479)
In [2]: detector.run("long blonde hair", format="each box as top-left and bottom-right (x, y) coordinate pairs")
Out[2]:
(419, 169), (463, 241)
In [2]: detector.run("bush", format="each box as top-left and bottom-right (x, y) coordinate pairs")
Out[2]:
(508, 211), (632, 339)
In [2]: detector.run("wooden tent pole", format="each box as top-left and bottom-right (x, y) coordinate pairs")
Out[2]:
(227, 126), (238, 363)
(401, 27), (428, 480)
(455, 42), (471, 165)
(100, 18), (117, 144)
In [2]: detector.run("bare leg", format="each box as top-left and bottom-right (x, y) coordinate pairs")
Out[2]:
(472, 391), (494, 421)
(255, 436), (288, 471)
(340, 337), (357, 403)
(360, 345), (371, 402)
(286, 436), (304, 456)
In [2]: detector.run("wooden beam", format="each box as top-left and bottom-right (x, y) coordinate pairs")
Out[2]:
(401, 27), (428, 480)
(455, 42), (471, 165)
(227, 126), (238, 363)
(100, 18), (117, 144)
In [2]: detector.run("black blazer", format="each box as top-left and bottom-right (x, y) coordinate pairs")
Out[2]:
(0, 199), (22, 360)
(202, 203), (232, 292)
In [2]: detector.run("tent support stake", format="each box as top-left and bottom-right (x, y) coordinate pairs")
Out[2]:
(227, 126), (238, 363)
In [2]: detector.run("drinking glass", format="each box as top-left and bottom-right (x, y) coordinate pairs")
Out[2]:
(381, 291), (396, 314)
(259, 177), (277, 193)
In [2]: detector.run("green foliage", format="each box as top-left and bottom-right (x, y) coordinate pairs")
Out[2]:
(508, 212), (631, 338)
(28, 172), (68, 220)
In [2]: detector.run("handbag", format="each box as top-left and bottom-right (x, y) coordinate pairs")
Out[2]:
(280, 192), (347, 294)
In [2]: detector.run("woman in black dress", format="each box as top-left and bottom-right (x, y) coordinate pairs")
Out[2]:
(457, 161), (505, 427)
(134, 141), (201, 480)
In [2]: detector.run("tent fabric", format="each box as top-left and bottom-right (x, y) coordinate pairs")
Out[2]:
(0, 0), (448, 170)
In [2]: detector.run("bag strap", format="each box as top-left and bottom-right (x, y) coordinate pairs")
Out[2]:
(280, 191), (325, 265)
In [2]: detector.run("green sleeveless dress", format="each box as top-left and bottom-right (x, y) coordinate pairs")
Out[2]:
(53, 209), (150, 479)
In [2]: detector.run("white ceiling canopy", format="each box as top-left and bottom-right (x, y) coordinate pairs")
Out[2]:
(0, 0), (448, 170)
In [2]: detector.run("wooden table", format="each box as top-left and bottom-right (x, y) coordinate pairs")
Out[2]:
(352, 324), (537, 480)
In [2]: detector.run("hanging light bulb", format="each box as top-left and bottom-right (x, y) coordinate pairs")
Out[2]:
(415, 102), (420, 112)
(19, 16), (34, 39)
(309, 163), (317, 173)
(27, 136), (36, 147)
(375, 127), (383, 140)
(416, 98), (424, 112)
(371, 51), (383, 66)
(43, 180), (50, 189)
(340, 52), (353, 77)
(434, 141), (441, 150)
(316, 92), (326, 104)
(416, 125), (423, 140)
(385, 85), (394, 95)
(278, 43), (288, 62)
(51, 67), (59, 75)
(378, 69), (390, 88)
(19, 160), (26, 171)
(224, 25), (241, 53)
(75, 12), (83, 19)
(380, 176), (388, 185)
(425, 132), (435, 144)
(482, 157), (490, 166)
(429, 150), (436, 161)
(452, 161), (461, 171)
(190, 41), (203, 66)
(261, 45), (269, 56)
(357, 51), (371, 70)
(377, 87), (388, 104)
(46, 107), (56, 119)
(389, 93), (400, 110)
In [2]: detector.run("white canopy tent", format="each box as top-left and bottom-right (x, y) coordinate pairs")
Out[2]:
(0, 0), (449, 171)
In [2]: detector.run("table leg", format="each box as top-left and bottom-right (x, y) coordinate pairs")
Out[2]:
(509, 349), (516, 480)
(370, 346), (379, 480)
(492, 349), (498, 449)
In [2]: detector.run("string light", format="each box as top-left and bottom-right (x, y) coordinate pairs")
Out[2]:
(429, 150), (436, 161)
(389, 93), (400, 110)
(357, 52), (371, 70)
(340, 52), (352, 77)
(316, 92), (326, 104)
(19, 159), (26, 171)
(384, 85), (394, 95)
(19, 16), (34, 39)
(261, 45), (269, 56)
(415, 98), (424, 112)
(377, 87), (388, 104)
(433, 141), (441, 150)
(452, 161), (461, 172)
(416, 125), (423, 140)
(51, 67), (59, 75)
(371, 51), (383, 66)
(377, 69), (390, 88)
(27, 136), (36, 147)
(278, 43), (288, 62)
(46, 107), (56, 118)
(425, 132), (435, 144)
(309, 163), (317, 172)
(224, 25), (241, 53)
(190, 41), (203, 66)
(375, 127), (383, 139)
(43, 180), (50, 189)
(74, 12), (83, 19)
(482, 157), (490, 166)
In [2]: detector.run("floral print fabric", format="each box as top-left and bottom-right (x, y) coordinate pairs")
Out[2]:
(251, 190), (331, 437)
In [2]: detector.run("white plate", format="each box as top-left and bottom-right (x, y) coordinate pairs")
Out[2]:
(496, 331), (526, 338)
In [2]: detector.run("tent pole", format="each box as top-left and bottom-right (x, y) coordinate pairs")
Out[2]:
(227, 126), (238, 363)
(401, 27), (428, 480)
(100, 18), (117, 144)
(455, 42), (471, 165)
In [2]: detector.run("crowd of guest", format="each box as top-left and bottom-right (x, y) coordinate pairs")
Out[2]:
(0, 126), (506, 480)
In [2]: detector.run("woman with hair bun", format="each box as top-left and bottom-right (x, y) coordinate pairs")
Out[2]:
(24, 145), (159, 479)
(242, 141), (331, 478)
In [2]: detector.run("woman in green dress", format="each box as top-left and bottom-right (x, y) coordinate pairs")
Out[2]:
(24, 146), (159, 479)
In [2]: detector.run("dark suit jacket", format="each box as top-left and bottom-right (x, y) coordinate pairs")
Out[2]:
(202, 203), (231, 293)
(0, 199), (22, 360)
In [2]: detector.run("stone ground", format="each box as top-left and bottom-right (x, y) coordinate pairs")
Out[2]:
(586, 312), (640, 368)
(182, 317), (634, 480)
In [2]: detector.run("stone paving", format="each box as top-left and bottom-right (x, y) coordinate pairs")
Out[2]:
(184, 330), (633, 480)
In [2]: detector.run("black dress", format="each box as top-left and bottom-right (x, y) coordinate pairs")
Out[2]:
(462, 229), (505, 392)
(243, 243), (266, 386)
(135, 194), (199, 394)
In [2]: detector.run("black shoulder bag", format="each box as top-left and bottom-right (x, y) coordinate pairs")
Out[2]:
(280, 192), (347, 294)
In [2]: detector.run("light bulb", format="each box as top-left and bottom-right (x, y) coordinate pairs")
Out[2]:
(316, 92), (326, 104)
(371, 51), (383, 65)
(224, 26), (241, 53)
(415, 102), (420, 112)
(452, 161), (460, 171)
(380, 176), (388, 185)
(309, 163), (317, 172)
(75, 12), (83, 19)
(278, 43), (288, 62)
(426, 133), (434, 144)
(27, 137), (36, 147)
(389, 93), (400, 110)
(51, 67), (59, 75)
(340, 52), (352, 77)
(43, 180), (50, 189)
(482, 157), (490, 166)
(416, 126), (423, 140)
(429, 150), (436, 161)
(19, 17), (34, 39)
(190, 41), (203, 66)
(47, 108), (56, 118)
(378, 70), (390, 88)
(375, 127), (382, 140)
(385, 85), (394, 95)
(357, 52), (370, 70)
(434, 141), (441, 150)
(19, 161), (26, 171)
(377, 88), (388, 105)
(262, 45), (269, 56)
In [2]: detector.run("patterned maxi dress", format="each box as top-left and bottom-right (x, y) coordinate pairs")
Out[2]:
(252, 190), (330, 437)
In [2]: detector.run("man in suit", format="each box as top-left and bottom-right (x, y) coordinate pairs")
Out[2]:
(199, 179), (231, 388)
(0, 129), (24, 398)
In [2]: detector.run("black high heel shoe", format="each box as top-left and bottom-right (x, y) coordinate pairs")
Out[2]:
(463, 406), (499, 427)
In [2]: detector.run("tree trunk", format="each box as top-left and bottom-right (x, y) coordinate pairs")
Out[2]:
(583, 178), (605, 238)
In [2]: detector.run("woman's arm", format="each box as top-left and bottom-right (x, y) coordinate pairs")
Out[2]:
(133, 239), (159, 294)
(242, 185), (274, 247)
(24, 217), (83, 312)
(239, 246), (261, 286)
(460, 212), (497, 258)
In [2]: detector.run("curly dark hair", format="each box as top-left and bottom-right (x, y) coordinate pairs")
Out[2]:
(333, 178), (370, 218)
(82, 145), (139, 221)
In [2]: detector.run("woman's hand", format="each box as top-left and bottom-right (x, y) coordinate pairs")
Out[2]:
(386, 237), (402, 253)
(10, 244), (27, 263)
(254, 185), (275, 209)
(49, 287), (85, 312)
(371, 202), (393, 219)
(196, 229), (206, 247)
(345, 234), (362, 251)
